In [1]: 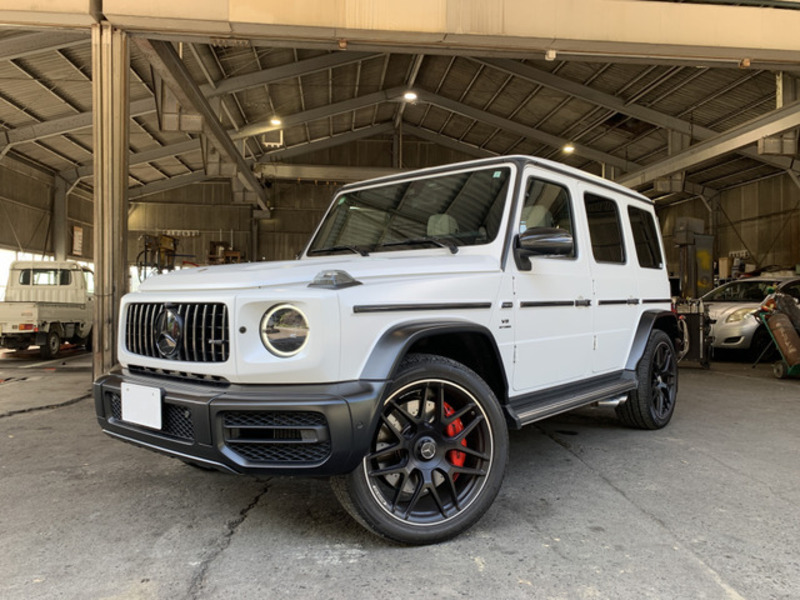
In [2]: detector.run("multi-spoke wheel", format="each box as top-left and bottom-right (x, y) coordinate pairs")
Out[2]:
(332, 353), (508, 545)
(617, 329), (678, 430)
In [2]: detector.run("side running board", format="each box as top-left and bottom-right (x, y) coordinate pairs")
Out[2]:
(505, 372), (637, 429)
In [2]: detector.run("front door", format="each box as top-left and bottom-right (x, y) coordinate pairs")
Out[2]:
(512, 169), (594, 393)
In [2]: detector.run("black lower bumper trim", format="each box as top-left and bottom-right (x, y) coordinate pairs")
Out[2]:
(94, 369), (387, 476)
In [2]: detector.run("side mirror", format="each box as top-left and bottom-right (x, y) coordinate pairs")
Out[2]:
(514, 227), (574, 271)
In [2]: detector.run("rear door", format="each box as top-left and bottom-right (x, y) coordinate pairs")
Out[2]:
(579, 186), (640, 374)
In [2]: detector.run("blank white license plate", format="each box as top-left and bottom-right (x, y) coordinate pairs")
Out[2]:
(121, 383), (162, 430)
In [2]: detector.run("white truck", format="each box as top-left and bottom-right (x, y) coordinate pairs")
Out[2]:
(0, 261), (93, 358)
(95, 156), (680, 544)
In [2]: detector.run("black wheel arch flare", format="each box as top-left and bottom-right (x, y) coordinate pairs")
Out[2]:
(360, 320), (509, 405)
(626, 310), (681, 372)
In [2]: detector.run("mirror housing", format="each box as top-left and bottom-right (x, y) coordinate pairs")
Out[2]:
(514, 227), (574, 271)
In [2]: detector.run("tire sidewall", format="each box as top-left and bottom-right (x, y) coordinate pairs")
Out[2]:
(638, 330), (678, 428)
(41, 330), (61, 359)
(345, 353), (509, 544)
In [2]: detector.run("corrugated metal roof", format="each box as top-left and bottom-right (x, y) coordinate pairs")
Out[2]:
(0, 25), (793, 205)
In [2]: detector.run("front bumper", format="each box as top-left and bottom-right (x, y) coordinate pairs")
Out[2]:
(94, 369), (387, 476)
(709, 319), (756, 350)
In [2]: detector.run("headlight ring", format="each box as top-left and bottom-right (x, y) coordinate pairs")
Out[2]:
(259, 304), (309, 357)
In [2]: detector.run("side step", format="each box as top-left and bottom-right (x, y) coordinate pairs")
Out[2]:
(505, 371), (637, 429)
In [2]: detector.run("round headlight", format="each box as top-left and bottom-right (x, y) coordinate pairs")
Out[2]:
(260, 304), (309, 357)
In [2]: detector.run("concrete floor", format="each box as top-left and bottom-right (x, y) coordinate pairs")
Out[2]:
(1, 349), (798, 600)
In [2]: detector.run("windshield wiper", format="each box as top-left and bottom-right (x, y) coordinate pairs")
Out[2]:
(307, 245), (369, 257)
(379, 237), (459, 254)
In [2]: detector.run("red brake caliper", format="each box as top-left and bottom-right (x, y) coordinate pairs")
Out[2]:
(444, 402), (467, 469)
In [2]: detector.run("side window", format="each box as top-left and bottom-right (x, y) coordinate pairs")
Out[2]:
(83, 270), (95, 294)
(520, 177), (576, 258)
(628, 206), (663, 269)
(585, 193), (625, 264)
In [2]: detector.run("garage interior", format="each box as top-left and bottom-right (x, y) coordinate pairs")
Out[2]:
(1, 1), (799, 598)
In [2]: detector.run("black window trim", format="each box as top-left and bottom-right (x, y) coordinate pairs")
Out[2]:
(518, 175), (579, 262)
(627, 205), (664, 270)
(584, 192), (627, 266)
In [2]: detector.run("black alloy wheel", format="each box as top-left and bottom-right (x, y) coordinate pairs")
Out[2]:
(617, 329), (678, 430)
(332, 354), (508, 544)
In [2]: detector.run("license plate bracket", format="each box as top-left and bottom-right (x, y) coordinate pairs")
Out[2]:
(121, 383), (162, 430)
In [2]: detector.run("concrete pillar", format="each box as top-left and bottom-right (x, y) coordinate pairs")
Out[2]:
(53, 175), (68, 261)
(92, 22), (130, 377)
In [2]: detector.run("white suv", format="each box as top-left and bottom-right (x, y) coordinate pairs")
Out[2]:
(94, 156), (680, 544)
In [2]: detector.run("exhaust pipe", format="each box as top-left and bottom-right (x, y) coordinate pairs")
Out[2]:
(595, 394), (628, 408)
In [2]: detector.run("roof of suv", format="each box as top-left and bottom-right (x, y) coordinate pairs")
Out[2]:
(338, 155), (653, 206)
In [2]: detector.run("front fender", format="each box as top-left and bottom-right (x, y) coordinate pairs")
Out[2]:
(360, 321), (502, 382)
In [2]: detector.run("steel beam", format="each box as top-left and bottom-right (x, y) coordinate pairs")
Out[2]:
(0, 30), (88, 61)
(129, 170), (209, 199)
(232, 86), (407, 140)
(0, 97), (154, 152)
(479, 58), (696, 136)
(133, 38), (267, 209)
(202, 51), (380, 99)
(402, 125), (494, 159)
(131, 163), (399, 193)
(478, 57), (798, 173)
(257, 163), (400, 182)
(422, 91), (638, 172)
(617, 100), (800, 188)
(256, 123), (394, 163)
(61, 138), (200, 183)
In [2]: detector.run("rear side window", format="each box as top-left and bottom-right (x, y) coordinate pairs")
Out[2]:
(584, 193), (625, 264)
(628, 206), (663, 269)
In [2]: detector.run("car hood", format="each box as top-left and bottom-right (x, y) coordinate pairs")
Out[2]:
(137, 253), (501, 292)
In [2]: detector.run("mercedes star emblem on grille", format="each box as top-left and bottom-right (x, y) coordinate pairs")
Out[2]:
(155, 306), (183, 358)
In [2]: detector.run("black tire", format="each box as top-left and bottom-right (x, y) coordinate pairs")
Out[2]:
(616, 329), (678, 430)
(773, 360), (788, 379)
(331, 353), (509, 545)
(83, 329), (93, 352)
(40, 330), (61, 359)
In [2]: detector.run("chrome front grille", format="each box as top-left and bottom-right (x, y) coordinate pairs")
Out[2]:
(125, 302), (230, 362)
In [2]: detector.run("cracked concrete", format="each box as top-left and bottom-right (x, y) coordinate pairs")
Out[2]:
(1, 352), (799, 599)
(185, 483), (272, 600)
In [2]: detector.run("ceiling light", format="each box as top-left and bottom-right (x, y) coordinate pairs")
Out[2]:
(270, 117), (282, 126)
(562, 144), (575, 154)
(403, 91), (418, 102)
(545, 49), (557, 61)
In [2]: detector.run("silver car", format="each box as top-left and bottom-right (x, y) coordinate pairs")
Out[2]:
(703, 276), (800, 356)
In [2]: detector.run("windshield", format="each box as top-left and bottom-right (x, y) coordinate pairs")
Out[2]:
(306, 166), (512, 256)
(703, 280), (779, 302)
